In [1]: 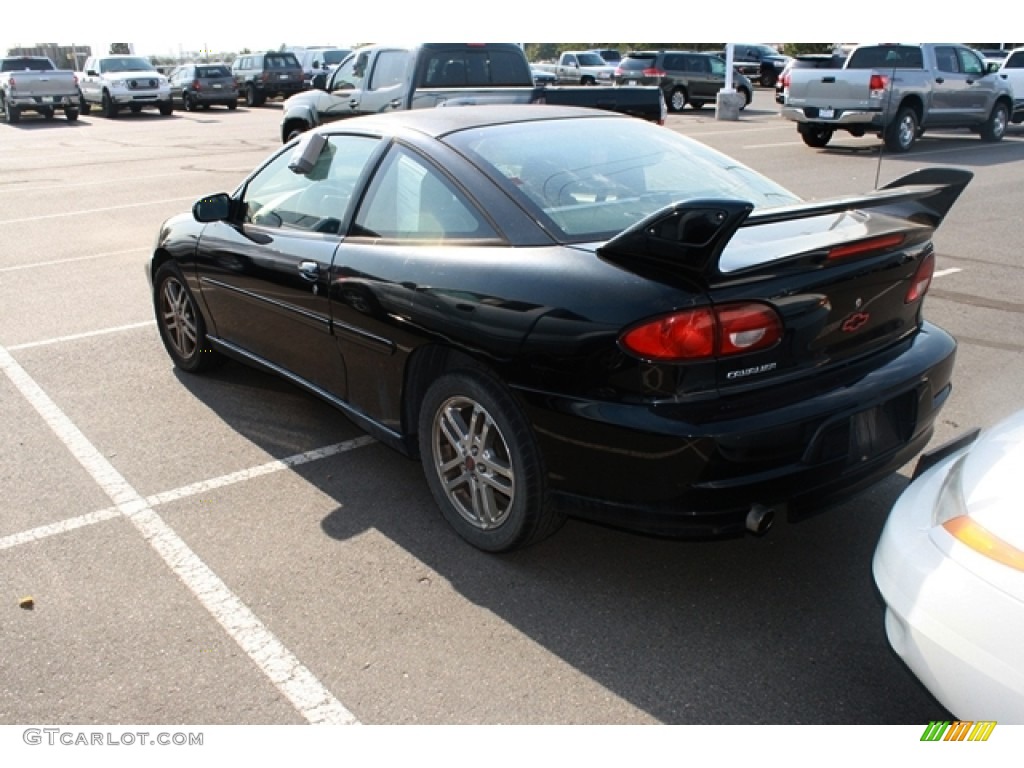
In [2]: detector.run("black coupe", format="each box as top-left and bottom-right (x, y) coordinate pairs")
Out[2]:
(150, 105), (970, 552)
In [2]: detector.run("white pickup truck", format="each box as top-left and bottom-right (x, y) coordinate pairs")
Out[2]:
(532, 51), (615, 85)
(0, 56), (80, 123)
(996, 47), (1024, 124)
(79, 54), (172, 117)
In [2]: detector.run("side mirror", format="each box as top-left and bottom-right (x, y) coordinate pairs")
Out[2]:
(987, 61), (1001, 74)
(193, 193), (232, 222)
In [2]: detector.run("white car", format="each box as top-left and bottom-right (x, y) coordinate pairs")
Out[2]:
(873, 410), (1024, 721)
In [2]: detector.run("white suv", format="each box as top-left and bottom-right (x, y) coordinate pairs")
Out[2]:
(79, 54), (172, 117)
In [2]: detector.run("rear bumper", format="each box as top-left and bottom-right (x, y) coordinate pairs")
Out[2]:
(520, 322), (957, 537)
(781, 105), (884, 128)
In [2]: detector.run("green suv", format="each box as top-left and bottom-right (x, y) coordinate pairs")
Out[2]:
(614, 50), (752, 112)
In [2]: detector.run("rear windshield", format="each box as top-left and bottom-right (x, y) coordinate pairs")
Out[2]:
(197, 65), (231, 78)
(417, 48), (531, 86)
(447, 115), (799, 242)
(1, 57), (54, 72)
(847, 46), (923, 69)
(617, 55), (656, 71)
(265, 53), (300, 70)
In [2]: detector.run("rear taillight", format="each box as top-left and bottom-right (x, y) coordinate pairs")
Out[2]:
(643, 67), (666, 77)
(905, 251), (935, 303)
(620, 303), (783, 362)
(191, 79), (202, 91)
(780, 72), (790, 88)
(869, 73), (889, 97)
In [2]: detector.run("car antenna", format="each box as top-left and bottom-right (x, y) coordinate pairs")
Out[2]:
(874, 54), (901, 190)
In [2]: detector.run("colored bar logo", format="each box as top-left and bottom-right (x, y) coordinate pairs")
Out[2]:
(921, 721), (997, 741)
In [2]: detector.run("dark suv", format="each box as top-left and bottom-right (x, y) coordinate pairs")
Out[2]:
(168, 63), (239, 111)
(231, 51), (304, 107)
(614, 51), (752, 112)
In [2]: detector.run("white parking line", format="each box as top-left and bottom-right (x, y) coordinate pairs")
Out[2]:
(0, 248), (148, 273)
(0, 437), (377, 552)
(0, 342), (360, 726)
(933, 268), (962, 278)
(0, 196), (197, 225)
(8, 321), (158, 351)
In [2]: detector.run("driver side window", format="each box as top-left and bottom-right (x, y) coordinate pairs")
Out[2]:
(241, 135), (380, 235)
(331, 52), (367, 91)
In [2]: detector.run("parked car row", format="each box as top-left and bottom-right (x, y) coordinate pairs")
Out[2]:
(613, 50), (753, 111)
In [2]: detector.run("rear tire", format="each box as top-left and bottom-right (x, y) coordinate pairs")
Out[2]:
(79, 96), (91, 115)
(669, 87), (687, 113)
(184, 92), (197, 112)
(883, 106), (918, 152)
(798, 123), (833, 148)
(4, 103), (20, 123)
(418, 369), (564, 552)
(65, 108), (79, 122)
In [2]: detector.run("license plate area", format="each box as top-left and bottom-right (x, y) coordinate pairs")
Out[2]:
(804, 390), (919, 466)
(819, 107), (835, 119)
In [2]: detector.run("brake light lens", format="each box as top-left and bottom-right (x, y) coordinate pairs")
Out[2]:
(620, 303), (782, 361)
(827, 233), (905, 261)
(191, 79), (202, 91)
(905, 251), (935, 303)
(869, 74), (889, 97)
(643, 67), (666, 77)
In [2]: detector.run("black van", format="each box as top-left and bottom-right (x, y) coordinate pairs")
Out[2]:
(231, 51), (304, 107)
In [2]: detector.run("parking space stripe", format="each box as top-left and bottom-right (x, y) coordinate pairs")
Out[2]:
(0, 248), (148, 273)
(0, 507), (121, 551)
(8, 321), (158, 351)
(0, 196), (197, 225)
(145, 436), (377, 507)
(0, 342), (360, 725)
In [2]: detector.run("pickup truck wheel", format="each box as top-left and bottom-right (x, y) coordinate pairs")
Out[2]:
(227, 100), (238, 111)
(159, 101), (173, 116)
(798, 123), (832, 148)
(102, 91), (118, 118)
(761, 69), (778, 89)
(669, 87), (688, 112)
(883, 106), (918, 152)
(580, 75), (595, 86)
(65, 108), (79, 122)
(689, 100), (705, 110)
(4, 104), (19, 123)
(979, 102), (1008, 142)
(79, 96), (91, 115)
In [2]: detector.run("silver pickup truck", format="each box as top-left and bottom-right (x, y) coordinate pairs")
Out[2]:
(0, 56), (80, 123)
(781, 43), (1014, 152)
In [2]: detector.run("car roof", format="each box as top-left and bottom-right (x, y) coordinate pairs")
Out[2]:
(313, 104), (626, 140)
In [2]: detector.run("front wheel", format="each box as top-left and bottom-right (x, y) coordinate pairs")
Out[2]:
(417, 370), (564, 552)
(102, 91), (118, 118)
(798, 123), (833, 148)
(79, 95), (91, 115)
(883, 106), (918, 152)
(153, 263), (223, 373)
(979, 102), (1008, 142)
(159, 100), (173, 116)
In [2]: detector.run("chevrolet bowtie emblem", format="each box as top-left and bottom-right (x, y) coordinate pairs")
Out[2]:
(842, 312), (870, 332)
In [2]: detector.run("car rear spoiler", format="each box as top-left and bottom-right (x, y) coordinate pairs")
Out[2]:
(598, 167), (973, 281)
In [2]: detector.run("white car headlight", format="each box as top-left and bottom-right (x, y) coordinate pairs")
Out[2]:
(110, 78), (126, 87)
(935, 454), (1024, 571)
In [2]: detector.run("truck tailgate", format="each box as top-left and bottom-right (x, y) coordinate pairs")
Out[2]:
(787, 69), (874, 111)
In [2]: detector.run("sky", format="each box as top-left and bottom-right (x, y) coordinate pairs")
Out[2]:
(5, 4), (1013, 61)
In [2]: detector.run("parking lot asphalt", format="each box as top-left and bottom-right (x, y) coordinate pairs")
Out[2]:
(3, 88), (1023, 730)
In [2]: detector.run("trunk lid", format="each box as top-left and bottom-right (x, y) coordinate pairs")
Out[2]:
(597, 167), (972, 394)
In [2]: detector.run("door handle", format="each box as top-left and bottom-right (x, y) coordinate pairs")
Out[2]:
(349, 98), (360, 107)
(298, 261), (320, 281)
(935, 77), (945, 83)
